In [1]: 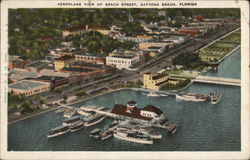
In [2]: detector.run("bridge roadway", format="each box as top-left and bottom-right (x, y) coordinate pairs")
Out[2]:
(192, 76), (241, 86)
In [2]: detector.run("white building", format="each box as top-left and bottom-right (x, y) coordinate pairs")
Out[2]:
(106, 55), (140, 70)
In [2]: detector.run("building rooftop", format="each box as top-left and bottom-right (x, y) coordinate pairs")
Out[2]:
(32, 76), (66, 81)
(26, 61), (48, 68)
(152, 73), (168, 80)
(62, 67), (94, 73)
(111, 55), (135, 59)
(111, 104), (152, 121)
(143, 105), (163, 116)
(9, 80), (49, 91)
(54, 55), (74, 61)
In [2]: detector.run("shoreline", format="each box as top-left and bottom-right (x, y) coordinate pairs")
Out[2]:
(8, 28), (241, 125)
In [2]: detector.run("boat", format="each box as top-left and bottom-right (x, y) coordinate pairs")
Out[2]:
(77, 108), (90, 116)
(210, 92), (222, 104)
(176, 92), (208, 102)
(89, 128), (102, 139)
(117, 123), (162, 139)
(113, 130), (153, 144)
(64, 108), (76, 118)
(47, 125), (70, 138)
(167, 124), (178, 135)
(63, 116), (82, 127)
(100, 129), (113, 140)
(69, 121), (84, 132)
(147, 92), (159, 97)
(55, 107), (67, 113)
(84, 114), (105, 127)
(103, 121), (119, 131)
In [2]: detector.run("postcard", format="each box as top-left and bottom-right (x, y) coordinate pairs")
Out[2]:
(0, 0), (249, 159)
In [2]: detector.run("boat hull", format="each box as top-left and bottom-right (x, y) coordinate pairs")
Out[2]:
(84, 116), (105, 127)
(114, 132), (153, 144)
(47, 129), (70, 138)
(176, 94), (206, 102)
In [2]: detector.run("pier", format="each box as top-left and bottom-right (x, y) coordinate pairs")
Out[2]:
(78, 106), (177, 131)
(192, 76), (241, 86)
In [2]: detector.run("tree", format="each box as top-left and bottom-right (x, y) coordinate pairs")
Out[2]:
(19, 100), (34, 114)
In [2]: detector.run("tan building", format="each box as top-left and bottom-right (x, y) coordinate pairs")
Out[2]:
(62, 25), (111, 37)
(139, 42), (169, 50)
(143, 73), (169, 90)
(9, 80), (51, 96)
(54, 55), (75, 71)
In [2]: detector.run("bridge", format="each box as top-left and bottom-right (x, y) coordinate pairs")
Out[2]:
(192, 76), (241, 86)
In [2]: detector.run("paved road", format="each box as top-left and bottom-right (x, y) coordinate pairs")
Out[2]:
(43, 23), (240, 102)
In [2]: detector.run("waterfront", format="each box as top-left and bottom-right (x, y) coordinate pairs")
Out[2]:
(8, 48), (241, 151)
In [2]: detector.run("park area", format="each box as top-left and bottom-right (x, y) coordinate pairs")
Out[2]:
(199, 29), (240, 63)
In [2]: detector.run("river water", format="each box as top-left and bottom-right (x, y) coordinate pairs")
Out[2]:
(8, 48), (241, 151)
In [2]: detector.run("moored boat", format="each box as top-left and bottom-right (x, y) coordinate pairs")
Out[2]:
(63, 116), (82, 127)
(210, 92), (222, 104)
(64, 108), (76, 118)
(89, 128), (102, 139)
(176, 92), (208, 102)
(47, 125), (70, 138)
(84, 114), (105, 127)
(113, 130), (153, 144)
(70, 121), (84, 132)
(100, 130), (113, 140)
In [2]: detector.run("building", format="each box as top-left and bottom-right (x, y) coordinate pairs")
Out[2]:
(62, 25), (111, 37)
(116, 35), (153, 43)
(111, 101), (165, 123)
(54, 55), (75, 71)
(143, 72), (169, 90)
(9, 70), (38, 82)
(139, 42), (170, 50)
(28, 76), (69, 90)
(9, 80), (51, 96)
(178, 28), (199, 37)
(106, 55), (140, 70)
(75, 54), (106, 65)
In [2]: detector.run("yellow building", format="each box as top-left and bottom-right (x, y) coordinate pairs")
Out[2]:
(9, 80), (51, 96)
(54, 55), (74, 71)
(143, 73), (169, 90)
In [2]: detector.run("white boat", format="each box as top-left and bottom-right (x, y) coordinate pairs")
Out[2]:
(84, 114), (105, 127)
(114, 130), (153, 144)
(47, 125), (70, 138)
(176, 92), (207, 102)
(100, 130), (113, 140)
(117, 124), (162, 139)
(147, 92), (168, 97)
(104, 121), (119, 131)
(77, 108), (90, 116)
(147, 92), (159, 97)
(64, 108), (76, 118)
(89, 128), (102, 139)
(69, 121), (84, 132)
(55, 107), (66, 113)
(63, 116), (82, 127)
(210, 92), (222, 104)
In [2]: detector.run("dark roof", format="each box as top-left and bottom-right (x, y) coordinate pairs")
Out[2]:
(144, 72), (151, 75)
(152, 73), (168, 80)
(88, 25), (110, 30)
(143, 105), (163, 116)
(64, 25), (86, 32)
(35, 76), (66, 81)
(72, 62), (104, 69)
(62, 67), (94, 73)
(148, 46), (162, 49)
(112, 55), (134, 59)
(55, 55), (74, 61)
(127, 101), (137, 105)
(111, 104), (152, 121)
(155, 80), (168, 86)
